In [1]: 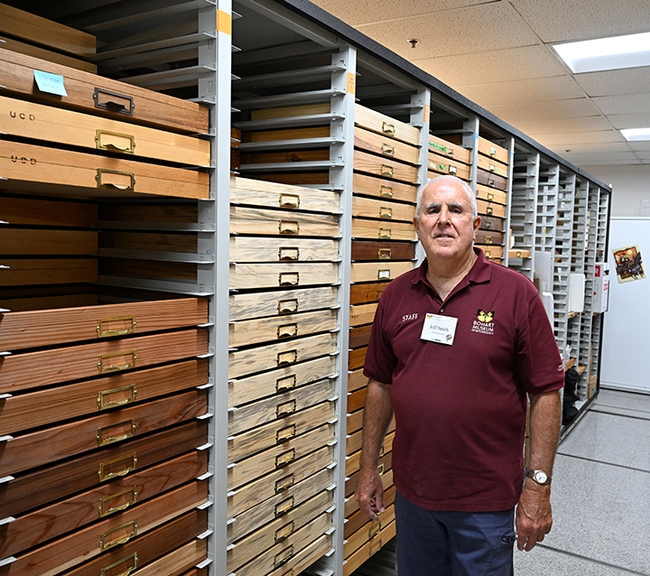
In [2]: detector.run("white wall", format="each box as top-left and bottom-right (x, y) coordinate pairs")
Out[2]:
(587, 164), (650, 217)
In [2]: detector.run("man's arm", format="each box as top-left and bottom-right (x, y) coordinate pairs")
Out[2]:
(516, 389), (562, 551)
(355, 378), (393, 521)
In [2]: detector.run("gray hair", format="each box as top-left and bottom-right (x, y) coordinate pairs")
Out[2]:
(415, 175), (477, 219)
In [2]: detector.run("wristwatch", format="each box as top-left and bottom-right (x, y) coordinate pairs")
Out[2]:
(525, 468), (551, 485)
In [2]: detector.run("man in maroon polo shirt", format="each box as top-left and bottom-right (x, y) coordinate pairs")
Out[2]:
(355, 175), (564, 575)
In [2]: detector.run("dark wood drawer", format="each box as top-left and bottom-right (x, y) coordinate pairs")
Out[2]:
(475, 230), (505, 246)
(351, 240), (415, 262)
(476, 167), (508, 191)
(479, 214), (506, 233)
(349, 324), (372, 349)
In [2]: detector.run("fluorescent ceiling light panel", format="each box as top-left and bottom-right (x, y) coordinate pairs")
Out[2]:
(552, 31), (650, 74)
(621, 128), (650, 141)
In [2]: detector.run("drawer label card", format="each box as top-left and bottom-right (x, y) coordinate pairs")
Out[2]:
(33, 70), (68, 96)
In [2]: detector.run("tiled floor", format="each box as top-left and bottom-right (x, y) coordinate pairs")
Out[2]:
(514, 388), (650, 575)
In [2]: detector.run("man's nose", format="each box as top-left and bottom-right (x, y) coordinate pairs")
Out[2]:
(437, 206), (451, 224)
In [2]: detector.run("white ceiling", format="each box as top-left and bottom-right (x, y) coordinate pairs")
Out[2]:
(310, 0), (650, 169)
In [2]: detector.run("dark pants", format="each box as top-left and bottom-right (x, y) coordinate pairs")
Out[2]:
(395, 491), (516, 576)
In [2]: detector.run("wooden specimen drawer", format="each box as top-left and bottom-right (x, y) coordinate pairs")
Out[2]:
(350, 303), (378, 327)
(427, 156), (471, 181)
(353, 172), (417, 203)
(245, 171), (329, 187)
(0, 193), (97, 227)
(477, 245), (505, 260)
(0, 388), (208, 477)
(0, 450), (208, 558)
(250, 102), (330, 120)
(354, 126), (420, 165)
(475, 230), (505, 246)
(0, 297), (207, 351)
(230, 205), (339, 237)
(228, 422), (335, 490)
(346, 453), (393, 494)
(228, 332), (337, 380)
(478, 136), (509, 165)
(344, 469), (394, 518)
(230, 286), (338, 322)
(128, 539), (207, 576)
(229, 378), (335, 436)
(479, 214), (506, 233)
(347, 409), (364, 437)
(347, 388), (366, 413)
(0, 47), (209, 134)
(348, 346), (367, 370)
(352, 218), (416, 241)
(345, 486), (396, 539)
(343, 520), (397, 576)
(349, 281), (388, 304)
(354, 150), (419, 184)
(229, 400), (335, 463)
(0, 258), (97, 287)
(349, 324), (372, 349)
(354, 104), (420, 147)
(477, 154), (508, 178)
(228, 445), (333, 518)
(476, 198), (507, 219)
(0, 95), (210, 167)
(242, 125), (329, 143)
(230, 236), (339, 263)
(0, 480), (208, 576)
(0, 33), (96, 73)
(240, 148), (329, 166)
(476, 183), (507, 205)
(351, 240), (415, 262)
(229, 262), (339, 290)
(428, 135), (471, 165)
(344, 504), (395, 557)
(0, 228), (97, 256)
(0, 328), (208, 394)
(229, 356), (336, 407)
(476, 167), (508, 191)
(509, 249), (531, 259)
(228, 498), (331, 576)
(0, 140), (209, 199)
(231, 176), (340, 214)
(347, 368), (367, 393)
(0, 420), (207, 519)
(352, 195), (416, 223)
(350, 261), (414, 283)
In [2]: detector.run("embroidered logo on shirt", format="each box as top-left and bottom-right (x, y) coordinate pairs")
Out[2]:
(472, 309), (495, 335)
(402, 313), (419, 322)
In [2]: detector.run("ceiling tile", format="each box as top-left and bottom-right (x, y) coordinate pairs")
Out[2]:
(564, 152), (642, 166)
(592, 93), (650, 115)
(513, 116), (613, 135)
(608, 113), (650, 130)
(488, 98), (602, 122)
(535, 130), (623, 147)
(573, 67), (650, 97)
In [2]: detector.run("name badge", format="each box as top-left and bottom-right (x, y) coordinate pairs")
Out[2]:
(420, 313), (458, 346)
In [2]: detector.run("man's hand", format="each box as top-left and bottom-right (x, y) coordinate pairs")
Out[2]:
(515, 482), (552, 551)
(355, 465), (385, 521)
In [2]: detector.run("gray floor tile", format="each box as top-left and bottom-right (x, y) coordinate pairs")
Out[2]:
(597, 389), (650, 415)
(514, 545), (642, 575)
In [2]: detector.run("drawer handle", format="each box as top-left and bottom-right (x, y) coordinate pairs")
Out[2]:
(488, 179), (496, 188)
(381, 121), (395, 136)
(487, 192), (494, 201)
(377, 269), (391, 280)
(277, 350), (298, 366)
(275, 520), (295, 542)
(375, 289), (385, 300)
(370, 540), (383, 556)
(97, 316), (137, 338)
(275, 448), (295, 468)
(485, 250), (493, 258)
(98, 351), (137, 374)
(278, 272), (300, 286)
(490, 146), (497, 157)
(484, 220), (493, 229)
(448, 164), (457, 175)
(275, 473), (295, 492)
(379, 185), (393, 198)
(99, 487), (138, 518)
(279, 193), (300, 209)
(95, 130), (135, 154)
(379, 206), (393, 219)
(100, 552), (138, 576)
(276, 424), (296, 443)
(377, 463), (385, 475)
(276, 374), (297, 392)
(515, 250), (523, 258)
(97, 420), (136, 447)
(446, 148), (455, 158)
(275, 544), (295, 568)
(489, 163), (497, 173)
(379, 444), (385, 457)
(378, 248), (392, 260)
(277, 298), (298, 314)
(98, 384), (137, 410)
(98, 453), (137, 482)
(277, 323), (298, 339)
(380, 164), (394, 178)
(378, 228), (392, 239)
(100, 520), (138, 552)
(279, 220), (300, 235)
(275, 496), (295, 517)
(484, 235), (493, 245)
(369, 522), (381, 538)
(277, 399), (297, 418)
(278, 247), (299, 261)
(93, 87), (135, 116)
(486, 206), (493, 215)
(96, 169), (135, 191)
(381, 143), (395, 157)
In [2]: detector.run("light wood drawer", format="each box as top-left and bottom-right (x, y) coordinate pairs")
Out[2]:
(509, 249), (531, 259)
(477, 154), (508, 178)
(230, 286), (338, 322)
(476, 167), (508, 191)
(348, 346), (368, 370)
(251, 102), (330, 120)
(354, 126), (420, 165)
(344, 505), (396, 559)
(476, 183), (507, 205)
(229, 262), (339, 290)
(0, 140), (209, 199)
(0, 228), (97, 255)
(0, 257), (98, 286)
(354, 150), (419, 184)
(349, 281), (389, 304)
(0, 34), (96, 73)
(427, 155), (471, 180)
(475, 230), (505, 246)
(228, 332), (337, 380)
(478, 136), (509, 164)
(346, 432), (394, 477)
(230, 205), (339, 237)
(350, 302), (378, 327)
(353, 195), (416, 222)
(351, 239), (415, 262)
(230, 236), (339, 263)
(343, 520), (397, 575)
(352, 218), (416, 241)
(347, 368), (367, 392)
(476, 198), (507, 219)
(347, 388), (367, 413)
(353, 172), (417, 203)
(478, 245), (505, 260)
(428, 135), (471, 165)
(229, 356), (336, 407)
(228, 422), (335, 490)
(346, 453), (393, 496)
(354, 104), (420, 146)
(347, 409), (364, 435)
(229, 378), (335, 436)
(228, 446), (334, 518)
(0, 297), (208, 351)
(350, 261), (414, 283)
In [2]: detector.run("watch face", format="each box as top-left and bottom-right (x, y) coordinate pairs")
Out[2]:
(534, 470), (548, 484)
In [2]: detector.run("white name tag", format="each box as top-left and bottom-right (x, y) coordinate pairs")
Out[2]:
(420, 313), (458, 346)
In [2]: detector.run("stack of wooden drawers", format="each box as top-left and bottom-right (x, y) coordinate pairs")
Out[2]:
(427, 133), (472, 184)
(475, 137), (510, 264)
(228, 177), (340, 576)
(344, 105), (420, 574)
(0, 35), (213, 576)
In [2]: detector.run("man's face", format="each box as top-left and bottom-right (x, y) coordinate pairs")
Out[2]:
(414, 180), (481, 262)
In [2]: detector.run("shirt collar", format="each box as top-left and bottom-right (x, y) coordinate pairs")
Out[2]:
(412, 247), (492, 289)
